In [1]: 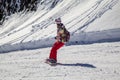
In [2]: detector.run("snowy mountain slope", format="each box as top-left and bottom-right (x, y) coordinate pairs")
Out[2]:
(0, 0), (120, 53)
(86, 0), (120, 32)
(0, 41), (120, 80)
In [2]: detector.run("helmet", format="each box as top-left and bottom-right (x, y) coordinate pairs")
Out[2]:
(55, 18), (61, 22)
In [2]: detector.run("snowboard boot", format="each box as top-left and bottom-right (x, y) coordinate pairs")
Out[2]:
(45, 58), (57, 65)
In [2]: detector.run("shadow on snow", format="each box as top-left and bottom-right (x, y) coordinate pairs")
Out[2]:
(58, 63), (96, 68)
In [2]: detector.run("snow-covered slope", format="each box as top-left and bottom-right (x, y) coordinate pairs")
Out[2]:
(0, 0), (120, 53)
(0, 0), (120, 79)
(0, 41), (120, 80)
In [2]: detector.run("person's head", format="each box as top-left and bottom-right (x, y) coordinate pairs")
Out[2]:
(55, 18), (61, 24)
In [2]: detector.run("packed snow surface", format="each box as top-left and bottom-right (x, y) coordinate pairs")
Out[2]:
(0, 41), (120, 80)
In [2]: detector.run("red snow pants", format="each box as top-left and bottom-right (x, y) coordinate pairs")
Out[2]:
(49, 41), (64, 61)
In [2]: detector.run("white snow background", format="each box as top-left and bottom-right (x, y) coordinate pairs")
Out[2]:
(0, 0), (120, 52)
(0, 0), (120, 80)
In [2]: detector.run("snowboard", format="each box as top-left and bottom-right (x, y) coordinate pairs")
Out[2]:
(45, 59), (60, 66)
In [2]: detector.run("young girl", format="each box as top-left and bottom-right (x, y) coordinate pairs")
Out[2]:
(46, 18), (70, 64)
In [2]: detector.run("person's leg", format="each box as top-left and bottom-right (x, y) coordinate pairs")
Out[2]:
(49, 42), (58, 61)
(49, 41), (64, 61)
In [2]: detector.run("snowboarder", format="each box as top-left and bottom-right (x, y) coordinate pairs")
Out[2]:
(46, 18), (70, 65)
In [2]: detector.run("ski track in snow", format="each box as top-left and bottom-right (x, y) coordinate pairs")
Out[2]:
(0, 0), (119, 53)
(0, 0), (119, 46)
(0, 42), (120, 80)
